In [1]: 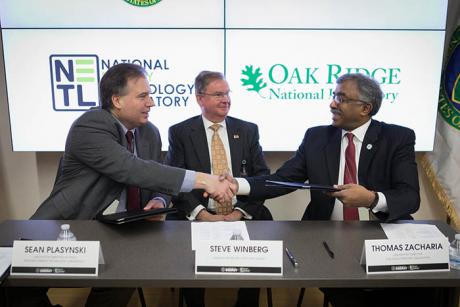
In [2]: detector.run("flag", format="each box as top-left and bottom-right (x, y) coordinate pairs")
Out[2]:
(421, 26), (460, 231)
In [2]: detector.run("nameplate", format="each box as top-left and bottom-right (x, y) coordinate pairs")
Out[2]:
(11, 240), (100, 276)
(195, 240), (283, 275)
(362, 238), (449, 274)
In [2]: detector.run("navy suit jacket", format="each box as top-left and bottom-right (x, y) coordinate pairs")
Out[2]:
(246, 120), (420, 222)
(166, 115), (272, 220)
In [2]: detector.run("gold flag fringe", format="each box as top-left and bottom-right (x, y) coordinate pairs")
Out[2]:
(421, 153), (460, 231)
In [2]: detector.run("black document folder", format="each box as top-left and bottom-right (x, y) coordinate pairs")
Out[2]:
(97, 208), (177, 225)
(265, 180), (340, 192)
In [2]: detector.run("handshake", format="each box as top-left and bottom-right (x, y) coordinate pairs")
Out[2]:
(195, 172), (239, 203)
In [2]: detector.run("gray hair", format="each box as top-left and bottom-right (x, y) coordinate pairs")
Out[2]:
(336, 73), (383, 116)
(195, 71), (225, 94)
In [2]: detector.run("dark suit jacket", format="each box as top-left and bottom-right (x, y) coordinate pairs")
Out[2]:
(166, 115), (272, 220)
(246, 120), (420, 222)
(32, 108), (186, 220)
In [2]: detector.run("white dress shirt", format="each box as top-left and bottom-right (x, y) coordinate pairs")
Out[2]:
(188, 116), (251, 220)
(330, 119), (388, 220)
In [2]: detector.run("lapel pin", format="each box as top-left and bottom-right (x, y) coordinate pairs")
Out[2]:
(366, 144), (373, 150)
(233, 134), (239, 139)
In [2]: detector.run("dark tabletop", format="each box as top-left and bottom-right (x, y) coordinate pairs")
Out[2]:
(0, 219), (459, 288)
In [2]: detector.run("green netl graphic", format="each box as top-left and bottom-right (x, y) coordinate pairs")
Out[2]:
(76, 59), (94, 65)
(76, 68), (94, 73)
(241, 65), (267, 93)
(75, 59), (96, 83)
(76, 77), (95, 83)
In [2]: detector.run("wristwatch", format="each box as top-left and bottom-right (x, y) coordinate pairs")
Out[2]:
(369, 191), (379, 210)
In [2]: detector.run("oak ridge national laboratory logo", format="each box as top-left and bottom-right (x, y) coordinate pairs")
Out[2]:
(240, 63), (331, 101)
(123, 0), (162, 7)
(49, 54), (100, 111)
(439, 27), (460, 131)
(241, 63), (402, 103)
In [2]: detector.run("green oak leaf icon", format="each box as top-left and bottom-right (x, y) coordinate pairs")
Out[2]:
(241, 65), (267, 94)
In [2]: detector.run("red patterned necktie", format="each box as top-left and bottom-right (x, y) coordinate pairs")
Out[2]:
(126, 131), (140, 211)
(343, 133), (359, 220)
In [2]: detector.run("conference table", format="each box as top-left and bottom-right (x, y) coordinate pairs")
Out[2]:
(0, 219), (459, 305)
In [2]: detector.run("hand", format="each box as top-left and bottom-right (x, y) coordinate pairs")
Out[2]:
(196, 173), (234, 203)
(330, 184), (375, 208)
(143, 199), (166, 221)
(223, 210), (243, 221)
(202, 172), (239, 199)
(219, 172), (239, 195)
(196, 209), (225, 221)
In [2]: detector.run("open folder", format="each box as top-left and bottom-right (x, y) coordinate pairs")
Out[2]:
(96, 208), (177, 225)
(265, 180), (339, 192)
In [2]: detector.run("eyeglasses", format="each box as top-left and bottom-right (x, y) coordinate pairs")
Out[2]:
(332, 93), (369, 105)
(198, 91), (231, 99)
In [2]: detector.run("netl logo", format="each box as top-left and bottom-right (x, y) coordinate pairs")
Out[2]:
(49, 55), (100, 111)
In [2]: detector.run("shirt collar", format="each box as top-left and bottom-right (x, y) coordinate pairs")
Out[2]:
(341, 119), (371, 143)
(202, 115), (227, 130)
(112, 114), (136, 136)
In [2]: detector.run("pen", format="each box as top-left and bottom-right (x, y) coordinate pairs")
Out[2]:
(285, 247), (299, 267)
(322, 241), (334, 259)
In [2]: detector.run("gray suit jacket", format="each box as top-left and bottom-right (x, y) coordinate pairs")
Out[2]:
(32, 108), (186, 220)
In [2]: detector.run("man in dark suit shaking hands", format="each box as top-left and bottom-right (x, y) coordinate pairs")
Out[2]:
(166, 71), (272, 307)
(235, 72), (419, 223)
(230, 73), (436, 307)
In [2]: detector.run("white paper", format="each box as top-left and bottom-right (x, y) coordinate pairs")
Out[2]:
(191, 221), (250, 250)
(381, 223), (446, 240)
(0, 247), (12, 282)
